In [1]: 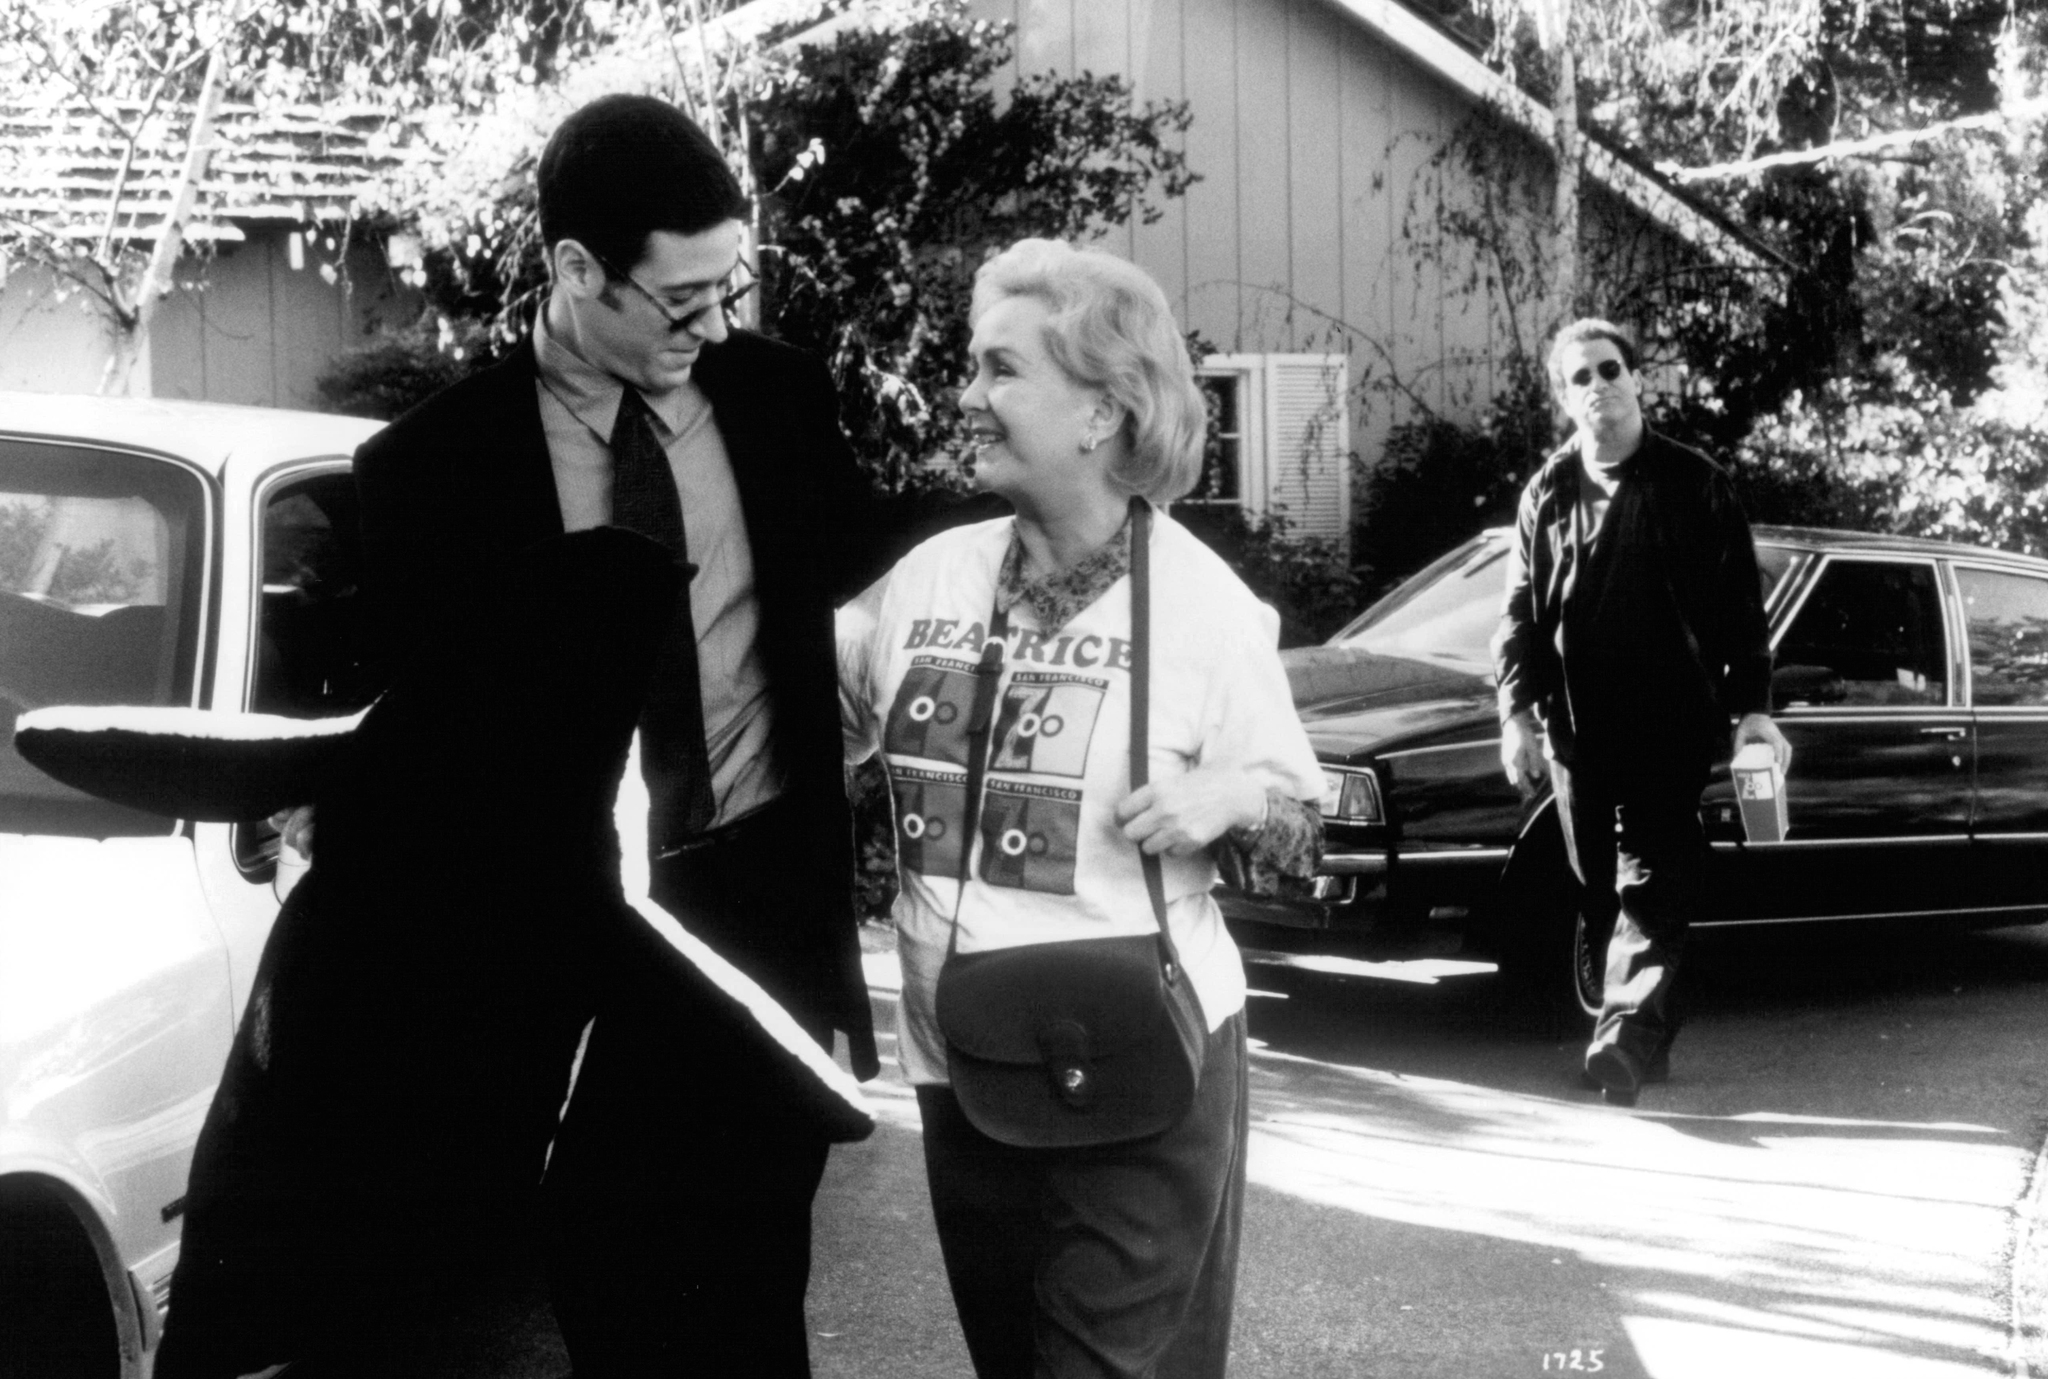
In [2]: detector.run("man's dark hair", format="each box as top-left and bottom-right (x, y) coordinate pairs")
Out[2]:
(1545, 317), (1640, 395)
(537, 95), (749, 276)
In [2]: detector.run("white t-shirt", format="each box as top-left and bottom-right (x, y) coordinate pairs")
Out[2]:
(838, 512), (1324, 1085)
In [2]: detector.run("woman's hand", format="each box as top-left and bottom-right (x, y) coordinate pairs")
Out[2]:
(1115, 768), (1266, 857)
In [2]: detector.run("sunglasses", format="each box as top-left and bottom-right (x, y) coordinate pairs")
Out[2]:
(601, 255), (757, 335)
(1569, 359), (1627, 387)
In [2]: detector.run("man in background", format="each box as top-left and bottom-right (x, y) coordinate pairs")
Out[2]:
(1492, 317), (1790, 1106)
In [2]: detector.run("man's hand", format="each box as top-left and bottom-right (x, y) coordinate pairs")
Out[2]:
(1500, 712), (1548, 799)
(1732, 712), (1792, 773)
(1116, 768), (1265, 857)
(269, 804), (315, 859)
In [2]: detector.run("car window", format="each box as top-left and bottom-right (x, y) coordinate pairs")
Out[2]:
(0, 437), (206, 836)
(1956, 566), (2048, 707)
(1755, 543), (1797, 604)
(1773, 559), (1949, 708)
(237, 470), (367, 874)
(251, 471), (366, 716)
(1326, 536), (1506, 675)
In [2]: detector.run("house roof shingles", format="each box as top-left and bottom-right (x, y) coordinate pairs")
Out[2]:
(0, 100), (402, 246)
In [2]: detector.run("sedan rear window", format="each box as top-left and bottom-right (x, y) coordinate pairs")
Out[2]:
(0, 438), (207, 836)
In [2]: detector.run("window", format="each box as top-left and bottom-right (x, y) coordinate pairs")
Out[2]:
(236, 468), (367, 875)
(1328, 533), (1507, 674)
(0, 438), (207, 836)
(1185, 375), (1244, 511)
(1190, 355), (1349, 548)
(1755, 544), (1798, 606)
(1773, 559), (1948, 708)
(1957, 566), (2048, 707)
(250, 471), (367, 717)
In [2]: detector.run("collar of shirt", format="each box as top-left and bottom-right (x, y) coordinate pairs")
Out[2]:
(993, 511), (1133, 635)
(532, 302), (696, 442)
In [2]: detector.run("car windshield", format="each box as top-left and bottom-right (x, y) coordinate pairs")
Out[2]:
(1327, 535), (1508, 674)
(0, 437), (207, 837)
(1325, 533), (1801, 677)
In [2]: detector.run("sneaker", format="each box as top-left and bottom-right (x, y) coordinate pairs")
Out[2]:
(1585, 1045), (1643, 1106)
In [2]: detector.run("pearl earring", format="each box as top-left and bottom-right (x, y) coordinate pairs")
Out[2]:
(1081, 432), (1099, 453)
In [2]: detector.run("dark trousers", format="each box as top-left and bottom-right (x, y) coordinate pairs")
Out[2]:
(542, 794), (836, 1378)
(1551, 756), (1709, 1065)
(916, 1011), (1249, 1379)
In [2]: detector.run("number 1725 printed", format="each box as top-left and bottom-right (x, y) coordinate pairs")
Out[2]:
(1542, 1350), (1605, 1372)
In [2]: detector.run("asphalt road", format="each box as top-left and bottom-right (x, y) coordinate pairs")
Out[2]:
(810, 919), (2048, 1379)
(317, 916), (2048, 1379)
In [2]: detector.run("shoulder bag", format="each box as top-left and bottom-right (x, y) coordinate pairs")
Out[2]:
(933, 498), (1208, 1148)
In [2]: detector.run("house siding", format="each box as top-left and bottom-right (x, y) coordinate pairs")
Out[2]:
(150, 229), (417, 409)
(0, 265), (133, 395)
(0, 227), (417, 406)
(968, 0), (1631, 486)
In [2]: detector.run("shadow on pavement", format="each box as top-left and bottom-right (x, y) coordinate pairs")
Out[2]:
(1241, 919), (2048, 1122)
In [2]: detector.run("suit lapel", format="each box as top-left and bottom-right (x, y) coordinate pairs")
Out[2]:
(479, 338), (568, 546)
(692, 336), (789, 573)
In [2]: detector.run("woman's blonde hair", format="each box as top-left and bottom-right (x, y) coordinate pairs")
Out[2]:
(971, 238), (1208, 503)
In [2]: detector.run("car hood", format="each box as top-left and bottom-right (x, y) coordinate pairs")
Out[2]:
(1281, 647), (1498, 760)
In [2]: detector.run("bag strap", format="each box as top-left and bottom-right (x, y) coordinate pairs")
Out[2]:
(1126, 500), (1184, 982)
(946, 600), (1009, 959)
(944, 498), (1180, 983)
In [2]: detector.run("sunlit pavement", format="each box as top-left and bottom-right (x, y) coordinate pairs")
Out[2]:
(808, 925), (2048, 1379)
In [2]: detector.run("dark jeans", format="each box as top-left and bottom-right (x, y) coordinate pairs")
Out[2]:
(916, 1011), (1249, 1379)
(1551, 756), (1709, 1065)
(542, 794), (836, 1379)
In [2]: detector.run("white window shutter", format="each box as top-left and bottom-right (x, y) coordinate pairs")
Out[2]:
(1262, 354), (1349, 549)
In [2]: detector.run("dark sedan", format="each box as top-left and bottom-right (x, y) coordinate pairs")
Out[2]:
(1223, 525), (2048, 1015)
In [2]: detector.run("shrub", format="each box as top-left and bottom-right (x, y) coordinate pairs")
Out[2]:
(313, 317), (491, 421)
(1353, 364), (1547, 600)
(1177, 505), (1362, 648)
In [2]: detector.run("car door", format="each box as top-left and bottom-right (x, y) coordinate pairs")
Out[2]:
(193, 461), (367, 1026)
(0, 432), (225, 1330)
(1953, 562), (2048, 918)
(1716, 553), (1974, 922)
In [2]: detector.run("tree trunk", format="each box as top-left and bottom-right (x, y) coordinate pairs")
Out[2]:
(101, 43), (228, 396)
(1547, 41), (1581, 336)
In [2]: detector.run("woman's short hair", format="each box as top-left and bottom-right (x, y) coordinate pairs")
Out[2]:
(971, 239), (1208, 503)
(1545, 317), (1641, 395)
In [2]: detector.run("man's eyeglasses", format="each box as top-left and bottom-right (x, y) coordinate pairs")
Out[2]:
(1569, 359), (1627, 387)
(601, 255), (757, 335)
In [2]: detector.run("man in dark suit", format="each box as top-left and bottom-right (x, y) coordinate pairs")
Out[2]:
(351, 94), (885, 1377)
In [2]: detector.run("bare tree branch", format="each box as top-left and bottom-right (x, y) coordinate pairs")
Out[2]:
(96, 71), (171, 270)
(1662, 97), (2048, 183)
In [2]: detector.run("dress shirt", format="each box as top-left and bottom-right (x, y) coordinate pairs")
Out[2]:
(532, 308), (783, 826)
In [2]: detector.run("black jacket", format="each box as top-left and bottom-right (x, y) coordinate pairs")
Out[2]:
(353, 329), (890, 1076)
(1491, 430), (1772, 770)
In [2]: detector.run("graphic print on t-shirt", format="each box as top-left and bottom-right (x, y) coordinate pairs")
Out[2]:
(890, 764), (970, 878)
(979, 778), (1083, 894)
(991, 671), (1105, 778)
(883, 655), (981, 765)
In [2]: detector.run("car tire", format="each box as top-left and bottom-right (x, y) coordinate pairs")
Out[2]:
(0, 1182), (120, 1379)
(1571, 904), (1612, 1020)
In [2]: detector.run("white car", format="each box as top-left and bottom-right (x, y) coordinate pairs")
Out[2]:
(0, 392), (380, 1378)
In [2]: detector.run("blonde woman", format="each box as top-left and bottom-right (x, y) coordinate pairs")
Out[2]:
(839, 239), (1324, 1377)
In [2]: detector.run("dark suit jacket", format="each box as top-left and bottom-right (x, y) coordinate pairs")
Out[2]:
(1491, 431), (1772, 773)
(353, 329), (886, 1077)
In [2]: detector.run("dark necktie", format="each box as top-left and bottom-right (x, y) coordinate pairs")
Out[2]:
(611, 386), (718, 844)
